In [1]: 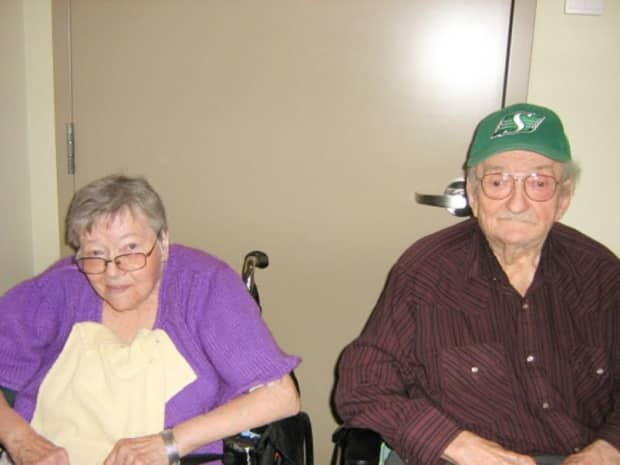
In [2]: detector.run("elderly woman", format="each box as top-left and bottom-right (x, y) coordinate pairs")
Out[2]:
(0, 175), (300, 465)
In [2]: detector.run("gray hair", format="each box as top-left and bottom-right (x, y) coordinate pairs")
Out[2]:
(65, 175), (168, 250)
(465, 159), (581, 197)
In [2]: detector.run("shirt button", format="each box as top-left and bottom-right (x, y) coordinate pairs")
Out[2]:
(542, 402), (550, 409)
(471, 366), (479, 373)
(526, 355), (535, 363)
(522, 302), (529, 310)
(596, 368), (605, 375)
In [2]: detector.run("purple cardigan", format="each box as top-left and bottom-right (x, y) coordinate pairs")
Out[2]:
(0, 244), (299, 453)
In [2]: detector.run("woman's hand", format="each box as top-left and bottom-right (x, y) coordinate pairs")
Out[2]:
(4, 429), (69, 465)
(0, 394), (68, 465)
(103, 433), (168, 465)
(442, 430), (537, 465)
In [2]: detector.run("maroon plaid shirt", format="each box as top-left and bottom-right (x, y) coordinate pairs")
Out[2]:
(335, 218), (620, 465)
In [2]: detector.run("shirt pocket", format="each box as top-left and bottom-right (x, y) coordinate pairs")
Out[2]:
(439, 343), (517, 425)
(570, 345), (612, 426)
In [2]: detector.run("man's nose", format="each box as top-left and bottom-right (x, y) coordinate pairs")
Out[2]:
(506, 178), (529, 212)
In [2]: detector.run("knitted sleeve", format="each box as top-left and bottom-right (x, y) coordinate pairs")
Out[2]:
(0, 259), (78, 391)
(186, 258), (300, 400)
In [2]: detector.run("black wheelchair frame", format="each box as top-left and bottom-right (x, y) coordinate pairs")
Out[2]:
(183, 251), (313, 465)
(0, 251), (313, 465)
(331, 427), (382, 465)
(330, 426), (566, 465)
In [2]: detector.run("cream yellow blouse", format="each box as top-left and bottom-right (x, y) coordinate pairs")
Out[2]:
(30, 322), (196, 465)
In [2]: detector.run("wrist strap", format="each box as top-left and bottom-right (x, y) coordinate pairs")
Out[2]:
(160, 428), (181, 465)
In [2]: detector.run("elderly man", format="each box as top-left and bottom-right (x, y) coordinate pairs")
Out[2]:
(334, 103), (620, 465)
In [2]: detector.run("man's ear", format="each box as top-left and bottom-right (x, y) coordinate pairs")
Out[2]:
(466, 175), (479, 218)
(554, 180), (574, 222)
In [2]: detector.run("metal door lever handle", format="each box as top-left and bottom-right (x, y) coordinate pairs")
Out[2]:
(414, 192), (467, 210)
(414, 177), (471, 217)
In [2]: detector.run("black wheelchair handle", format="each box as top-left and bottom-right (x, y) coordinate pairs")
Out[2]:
(242, 251), (269, 308)
(244, 251), (269, 269)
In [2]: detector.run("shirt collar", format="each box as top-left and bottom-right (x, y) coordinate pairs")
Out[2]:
(466, 220), (504, 283)
(466, 220), (568, 289)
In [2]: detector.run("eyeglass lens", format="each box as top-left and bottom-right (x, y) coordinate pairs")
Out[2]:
(77, 240), (158, 274)
(481, 173), (557, 201)
(78, 253), (148, 274)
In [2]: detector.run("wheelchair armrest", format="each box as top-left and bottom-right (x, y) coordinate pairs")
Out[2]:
(1, 386), (16, 407)
(1, 386), (16, 454)
(183, 411), (314, 465)
(332, 426), (382, 465)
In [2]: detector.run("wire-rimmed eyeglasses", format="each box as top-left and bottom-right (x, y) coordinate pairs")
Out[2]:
(478, 172), (559, 202)
(76, 240), (159, 275)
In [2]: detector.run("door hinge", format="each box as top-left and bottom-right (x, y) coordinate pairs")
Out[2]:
(65, 122), (75, 175)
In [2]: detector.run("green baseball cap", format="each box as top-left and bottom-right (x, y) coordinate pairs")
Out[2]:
(466, 102), (571, 167)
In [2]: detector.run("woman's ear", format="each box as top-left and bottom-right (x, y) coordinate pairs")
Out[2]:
(158, 231), (170, 262)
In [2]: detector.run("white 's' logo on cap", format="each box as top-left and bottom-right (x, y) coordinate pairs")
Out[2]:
(491, 111), (546, 139)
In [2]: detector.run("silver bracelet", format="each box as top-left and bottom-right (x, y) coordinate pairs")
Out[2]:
(160, 428), (181, 465)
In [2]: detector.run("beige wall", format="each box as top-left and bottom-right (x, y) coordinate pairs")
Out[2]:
(23, 0), (61, 274)
(528, 0), (620, 254)
(9, 0), (614, 288)
(0, 0), (33, 294)
(9, 3), (617, 290)
(0, 0), (59, 295)
(2, 0), (619, 461)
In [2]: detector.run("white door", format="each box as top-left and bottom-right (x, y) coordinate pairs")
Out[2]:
(53, 1), (534, 461)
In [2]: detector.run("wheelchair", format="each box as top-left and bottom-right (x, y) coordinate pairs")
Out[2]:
(331, 426), (382, 465)
(329, 183), (570, 465)
(330, 426), (566, 465)
(0, 251), (313, 465)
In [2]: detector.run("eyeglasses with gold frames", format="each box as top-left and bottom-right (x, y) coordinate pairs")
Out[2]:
(76, 240), (158, 275)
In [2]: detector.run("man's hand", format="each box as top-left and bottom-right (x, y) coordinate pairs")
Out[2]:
(561, 440), (620, 465)
(442, 431), (537, 465)
(5, 428), (69, 465)
(103, 433), (169, 465)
